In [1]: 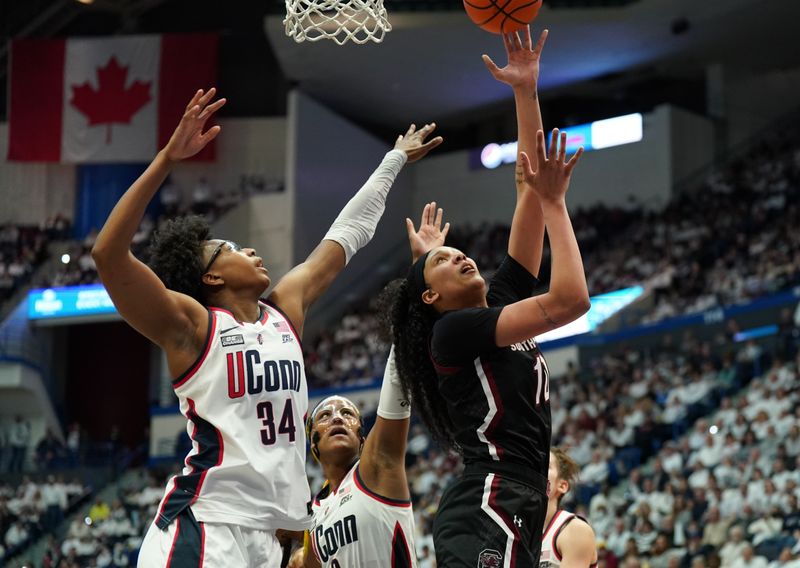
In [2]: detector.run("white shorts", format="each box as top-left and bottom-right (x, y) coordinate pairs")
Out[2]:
(137, 508), (283, 568)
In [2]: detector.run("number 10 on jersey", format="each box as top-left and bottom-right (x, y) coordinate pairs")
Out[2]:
(533, 356), (550, 405)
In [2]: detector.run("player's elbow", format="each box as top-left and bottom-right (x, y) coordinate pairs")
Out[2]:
(91, 241), (123, 272)
(573, 295), (591, 318)
(553, 292), (590, 325)
(91, 243), (108, 265)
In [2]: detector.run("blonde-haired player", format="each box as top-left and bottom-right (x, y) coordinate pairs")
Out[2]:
(540, 447), (598, 568)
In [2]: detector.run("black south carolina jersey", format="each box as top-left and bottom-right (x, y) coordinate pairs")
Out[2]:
(430, 255), (551, 478)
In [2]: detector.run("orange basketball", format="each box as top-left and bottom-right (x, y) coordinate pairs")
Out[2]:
(463, 0), (543, 34)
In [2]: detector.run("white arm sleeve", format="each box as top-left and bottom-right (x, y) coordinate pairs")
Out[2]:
(323, 149), (408, 264)
(377, 345), (411, 420)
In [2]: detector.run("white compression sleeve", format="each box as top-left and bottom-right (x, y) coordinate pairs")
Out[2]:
(323, 149), (408, 264)
(376, 345), (411, 420)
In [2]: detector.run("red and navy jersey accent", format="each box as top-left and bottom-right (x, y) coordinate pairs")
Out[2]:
(391, 521), (413, 568)
(431, 255), (551, 478)
(164, 507), (206, 568)
(156, 398), (224, 529)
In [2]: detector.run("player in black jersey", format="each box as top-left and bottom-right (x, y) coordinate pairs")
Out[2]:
(383, 27), (590, 568)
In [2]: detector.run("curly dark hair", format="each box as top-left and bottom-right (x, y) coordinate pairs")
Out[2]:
(147, 215), (210, 305)
(378, 278), (459, 453)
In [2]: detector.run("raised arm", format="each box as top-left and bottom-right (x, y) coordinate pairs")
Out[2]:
(270, 124), (443, 337)
(91, 89), (225, 373)
(484, 26), (549, 276)
(495, 129), (590, 347)
(358, 202), (449, 499)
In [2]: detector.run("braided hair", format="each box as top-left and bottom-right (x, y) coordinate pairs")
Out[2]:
(378, 278), (460, 453)
(147, 215), (210, 305)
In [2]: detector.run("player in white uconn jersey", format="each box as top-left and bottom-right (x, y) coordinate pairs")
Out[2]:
(290, 362), (416, 568)
(288, 204), (451, 568)
(92, 88), (442, 568)
(540, 448), (597, 568)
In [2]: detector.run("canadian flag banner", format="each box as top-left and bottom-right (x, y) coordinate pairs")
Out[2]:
(8, 33), (218, 163)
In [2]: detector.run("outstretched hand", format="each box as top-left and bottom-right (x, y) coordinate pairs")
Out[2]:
(519, 129), (583, 204)
(406, 201), (450, 262)
(394, 123), (444, 163)
(164, 88), (226, 162)
(482, 26), (548, 93)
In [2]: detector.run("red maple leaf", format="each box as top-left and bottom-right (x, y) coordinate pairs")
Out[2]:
(70, 56), (152, 144)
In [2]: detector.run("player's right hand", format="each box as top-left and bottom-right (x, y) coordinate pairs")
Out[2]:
(406, 201), (450, 262)
(518, 129), (583, 204)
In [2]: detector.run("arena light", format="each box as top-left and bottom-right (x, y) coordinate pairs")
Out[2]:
(732, 324), (778, 343)
(537, 285), (644, 344)
(477, 113), (643, 169)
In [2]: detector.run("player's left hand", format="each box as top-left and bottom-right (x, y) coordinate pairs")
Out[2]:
(482, 26), (548, 94)
(163, 87), (226, 162)
(406, 201), (450, 262)
(394, 123), (443, 163)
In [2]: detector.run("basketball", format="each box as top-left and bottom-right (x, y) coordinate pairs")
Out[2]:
(463, 0), (543, 34)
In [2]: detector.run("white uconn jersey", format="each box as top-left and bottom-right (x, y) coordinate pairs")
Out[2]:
(155, 301), (311, 532)
(311, 461), (417, 568)
(540, 510), (594, 568)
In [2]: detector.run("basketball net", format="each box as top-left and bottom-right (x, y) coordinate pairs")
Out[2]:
(284, 0), (391, 45)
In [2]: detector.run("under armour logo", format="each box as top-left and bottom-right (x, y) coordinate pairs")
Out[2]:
(513, 515), (523, 528)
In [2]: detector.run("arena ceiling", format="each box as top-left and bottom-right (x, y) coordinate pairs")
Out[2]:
(264, 0), (800, 128)
(1, 0), (798, 146)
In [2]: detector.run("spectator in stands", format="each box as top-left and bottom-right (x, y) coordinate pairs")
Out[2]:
(583, 449), (610, 487)
(731, 544), (769, 568)
(41, 476), (67, 531)
(88, 499), (110, 524)
(36, 428), (65, 471)
(702, 506), (732, 550)
(769, 548), (800, 568)
(159, 175), (181, 216)
(648, 533), (677, 568)
(7, 416), (30, 472)
(720, 526), (749, 566)
(4, 519), (28, 550)
(66, 422), (82, 467)
(191, 176), (213, 215)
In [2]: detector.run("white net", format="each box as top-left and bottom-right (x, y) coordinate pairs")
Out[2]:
(284, 0), (392, 45)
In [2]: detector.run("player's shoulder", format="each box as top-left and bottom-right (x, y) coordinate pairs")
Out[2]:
(561, 514), (596, 544)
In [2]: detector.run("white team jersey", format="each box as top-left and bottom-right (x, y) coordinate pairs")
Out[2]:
(540, 510), (595, 568)
(311, 461), (417, 568)
(154, 301), (311, 532)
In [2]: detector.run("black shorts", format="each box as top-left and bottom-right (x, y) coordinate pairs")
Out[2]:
(433, 462), (548, 568)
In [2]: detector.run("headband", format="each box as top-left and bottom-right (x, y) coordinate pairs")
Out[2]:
(407, 251), (431, 300)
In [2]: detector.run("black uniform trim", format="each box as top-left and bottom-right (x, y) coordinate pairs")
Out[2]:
(165, 508), (205, 568)
(391, 521), (413, 568)
(156, 399), (223, 529)
(553, 513), (594, 563)
(354, 465), (412, 507)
